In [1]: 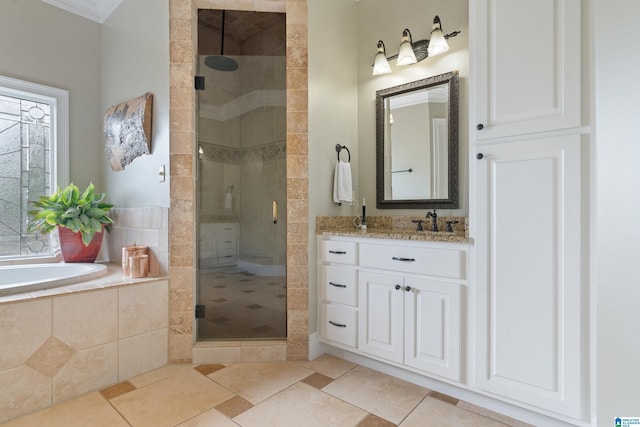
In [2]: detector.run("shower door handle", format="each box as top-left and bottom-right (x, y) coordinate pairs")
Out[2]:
(273, 200), (278, 224)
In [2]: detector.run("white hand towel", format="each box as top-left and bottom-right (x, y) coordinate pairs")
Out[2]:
(224, 191), (233, 210)
(333, 160), (353, 204)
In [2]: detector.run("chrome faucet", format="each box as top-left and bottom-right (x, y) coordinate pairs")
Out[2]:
(426, 210), (438, 231)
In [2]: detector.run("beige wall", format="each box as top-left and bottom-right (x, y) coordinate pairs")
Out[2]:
(356, 0), (469, 217)
(0, 0), (102, 190)
(308, 0), (359, 334)
(307, 0), (469, 335)
(101, 0), (171, 208)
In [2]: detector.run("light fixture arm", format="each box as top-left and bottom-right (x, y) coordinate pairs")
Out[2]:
(444, 31), (461, 40)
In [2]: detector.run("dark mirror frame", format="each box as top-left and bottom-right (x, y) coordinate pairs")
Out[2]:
(376, 70), (459, 209)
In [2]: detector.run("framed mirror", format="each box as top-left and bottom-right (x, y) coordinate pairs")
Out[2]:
(376, 70), (459, 209)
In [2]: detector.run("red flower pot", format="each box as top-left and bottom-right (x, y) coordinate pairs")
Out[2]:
(57, 226), (104, 263)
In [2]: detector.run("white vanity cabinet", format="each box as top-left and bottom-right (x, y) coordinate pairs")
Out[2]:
(318, 239), (359, 349)
(470, 0), (588, 421)
(359, 271), (462, 382)
(199, 222), (239, 268)
(359, 242), (464, 382)
(217, 223), (238, 265)
(318, 235), (467, 384)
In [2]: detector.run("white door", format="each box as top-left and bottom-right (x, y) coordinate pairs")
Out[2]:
(404, 277), (462, 382)
(474, 134), (584, 418)
(358, 271), (404, 363)
(471, 0), (582, 140)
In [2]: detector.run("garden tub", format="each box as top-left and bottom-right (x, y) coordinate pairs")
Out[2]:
(0, 263), (108, 296)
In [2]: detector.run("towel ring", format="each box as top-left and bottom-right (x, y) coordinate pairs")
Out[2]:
(335, 144), (351, 162)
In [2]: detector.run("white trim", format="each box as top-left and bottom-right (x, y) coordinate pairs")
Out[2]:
(308, 332), (326, 361)
(0, 74), (69, 188)
(40, 0), (122, 23)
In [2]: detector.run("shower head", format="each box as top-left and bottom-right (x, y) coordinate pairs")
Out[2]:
(205, 55), (238, 71)
(205, 10), (238, 72)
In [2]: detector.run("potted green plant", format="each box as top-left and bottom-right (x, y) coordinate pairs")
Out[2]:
(28, 183), (114, 263)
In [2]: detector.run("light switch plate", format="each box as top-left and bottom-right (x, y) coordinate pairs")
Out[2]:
(158, 165), (165, 182)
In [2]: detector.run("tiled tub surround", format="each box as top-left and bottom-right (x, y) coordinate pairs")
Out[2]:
(316, 215), (469, 243)
(0, 266), (169, 423)
(106, 207), (169, 277)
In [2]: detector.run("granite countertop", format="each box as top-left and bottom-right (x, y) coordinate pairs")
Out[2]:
(316, 215), (470, 243)
(317, 228), (469, 243)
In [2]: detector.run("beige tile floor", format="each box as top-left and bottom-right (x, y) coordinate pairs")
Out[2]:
(2, 355), (532, 427)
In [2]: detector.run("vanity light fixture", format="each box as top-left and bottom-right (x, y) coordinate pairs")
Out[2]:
(397, 29), (417, 66)
(372, 40), (392, 75)
(371, 15), (461, 76)
(427, 15), (449, 56)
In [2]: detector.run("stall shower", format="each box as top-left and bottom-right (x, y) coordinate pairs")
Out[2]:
(196, 9), (287, 341)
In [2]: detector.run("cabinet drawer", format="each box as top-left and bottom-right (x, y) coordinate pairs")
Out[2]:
(218, 233), (237, 250)
(320, 265), (357, 306)
(218, 223), (237, 233)
(218, 249), (237, 265)
(320, 303), (357, 348)
(360, 243), (464, 279)
(320, 240), (357, 265)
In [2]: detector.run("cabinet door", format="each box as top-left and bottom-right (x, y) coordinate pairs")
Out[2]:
(474, 135), (584, 418)
(404, 277), (462, 382)
(472, 0), (581, 140)
(358, 271), (404, 364)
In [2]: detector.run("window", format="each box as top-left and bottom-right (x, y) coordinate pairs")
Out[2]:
(0, 75), (68, 259)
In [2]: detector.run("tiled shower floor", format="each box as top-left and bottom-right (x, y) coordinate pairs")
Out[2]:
(2, 355), (531, 427)
(197, 269), (286, 340)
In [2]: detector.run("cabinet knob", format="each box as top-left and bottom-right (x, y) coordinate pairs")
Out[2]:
(405, 286), (412, 292)
(395, 284), (401, 290)
(476, 153), (484, 160)
(476, 123), (484, 130)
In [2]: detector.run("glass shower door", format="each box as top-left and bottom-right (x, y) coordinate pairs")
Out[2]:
(195, 9), (287, 341)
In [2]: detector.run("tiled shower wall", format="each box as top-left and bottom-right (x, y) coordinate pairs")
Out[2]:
(198, 27), (287, 266)
(169, 0), (309, 362)
(199, 142), (287, 266)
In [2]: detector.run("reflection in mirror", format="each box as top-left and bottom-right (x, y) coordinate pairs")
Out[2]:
(376, 71), (458, 209)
